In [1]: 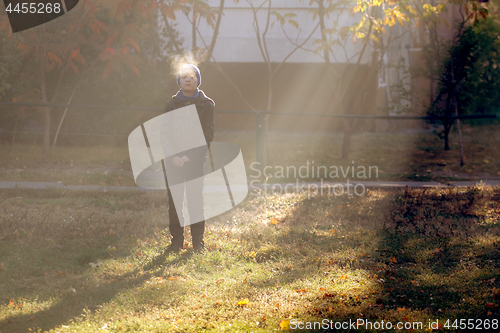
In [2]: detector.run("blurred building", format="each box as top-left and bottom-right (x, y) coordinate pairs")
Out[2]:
(158, 0), (459, 132)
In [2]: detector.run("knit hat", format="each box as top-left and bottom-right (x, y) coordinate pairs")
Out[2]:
(177, 64), (201, 87)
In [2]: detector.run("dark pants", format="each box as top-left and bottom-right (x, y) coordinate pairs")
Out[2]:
(166, 157), (205, 248)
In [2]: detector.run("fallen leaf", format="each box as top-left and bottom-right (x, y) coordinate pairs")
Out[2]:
(279, 320), (290, 330)
(270, 217), (279, 224)
(237, 298), (249, 306)
(431, 247), (444, 255)
(249, 251), (256, 258)
(168, 276), (179, 280)
(295, 288), (308, 293)
(390, 257), (397, 263)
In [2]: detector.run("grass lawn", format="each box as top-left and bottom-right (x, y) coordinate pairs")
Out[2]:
(0, 185), (499, 332)
(0, 123), (499, 186)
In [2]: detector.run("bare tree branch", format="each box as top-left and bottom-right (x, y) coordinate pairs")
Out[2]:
(273, 21), (320, 77)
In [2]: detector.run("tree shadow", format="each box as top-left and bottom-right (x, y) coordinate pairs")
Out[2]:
(0, 188), (177, 332)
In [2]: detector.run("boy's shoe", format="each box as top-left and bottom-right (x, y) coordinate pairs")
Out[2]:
(164, 243), (182, 253)
(193, 243), (205, 253)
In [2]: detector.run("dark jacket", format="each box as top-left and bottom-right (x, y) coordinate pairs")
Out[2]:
(164, 90), (215, 162)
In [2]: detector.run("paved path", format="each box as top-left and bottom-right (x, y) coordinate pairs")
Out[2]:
(0, 180), (499, 192)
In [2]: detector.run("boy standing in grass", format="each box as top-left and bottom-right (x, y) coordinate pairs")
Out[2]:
(163, 64), (215, 253)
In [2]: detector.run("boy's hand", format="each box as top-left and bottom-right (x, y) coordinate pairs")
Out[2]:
(171, 156), (184, 167)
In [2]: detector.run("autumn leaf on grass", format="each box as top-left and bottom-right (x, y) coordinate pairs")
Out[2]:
(390, 257), (397, 263)
(248, 251), (256, 258)
(295, 288), (308, 293)
(237, 298), (249, 306)
(279, 319), (290, 330)
(270, 217), (279, 225)
(492, 287), (500, 300)
(168, 276), (179, 281)
(431, 247), (444, 255)
(485, 303), (498, 308)
(55, 271), (68, 277)
(7, 298), (14, 307)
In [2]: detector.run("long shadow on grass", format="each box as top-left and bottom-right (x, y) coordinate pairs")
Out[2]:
(373, 187), (500, 319)
(0, 269), (152, 332)
(269, 188), (500, 332)
(0, 188), (171, 332)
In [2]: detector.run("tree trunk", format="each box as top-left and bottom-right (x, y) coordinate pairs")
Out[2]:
(10, 114), (19, 153)
(264, 62), (273, 166)
(192, 9), (197, 50)
(199, 0), (224, 76)
(443, 122), (451, 151)
(341, 120), (352, 159)
(53, 57), (98, 148)
(39, 28), (68, 154)
(318, 0), (330, 64)
(40, 46), (51, 156)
